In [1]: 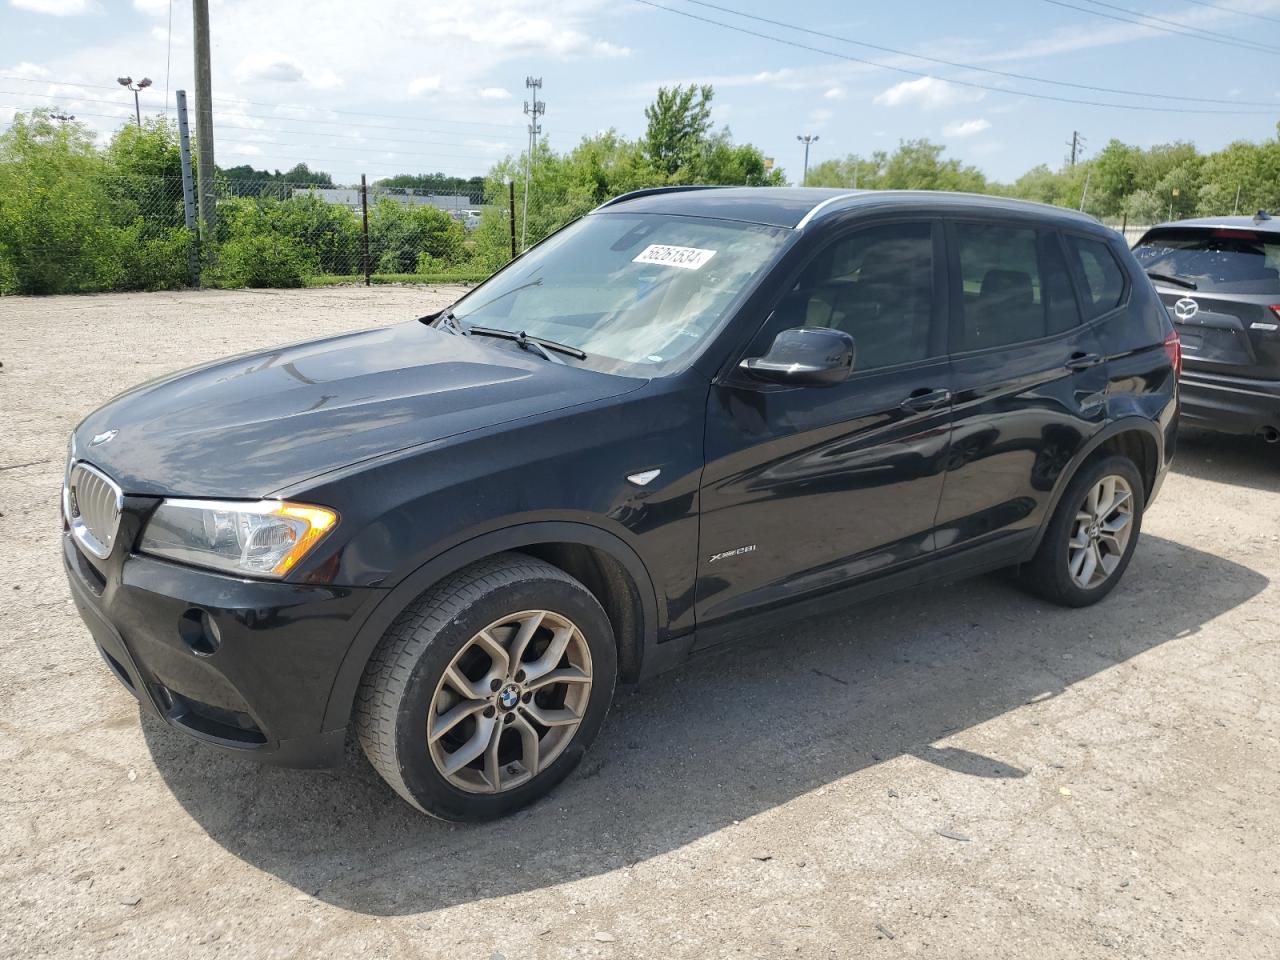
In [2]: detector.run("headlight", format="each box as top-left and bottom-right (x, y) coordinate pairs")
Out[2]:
(139, 498), (339, 578)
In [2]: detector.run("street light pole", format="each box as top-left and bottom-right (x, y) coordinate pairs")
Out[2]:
(796, 134), (819, 186)
(116, 76), (153, 127)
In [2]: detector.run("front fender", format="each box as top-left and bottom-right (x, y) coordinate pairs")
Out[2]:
(319, 519), (660, 733)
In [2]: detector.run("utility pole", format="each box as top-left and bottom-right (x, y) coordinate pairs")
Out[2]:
(1067, 130), (1085, 168)
(1233, 184), (1242, 215)
(796, 134), (819, 186)
(192, 0), (217, 242)
(522, 76), (544, 252)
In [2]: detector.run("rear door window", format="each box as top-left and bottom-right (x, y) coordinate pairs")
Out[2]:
(1066, 235), (1127, 319)
(1132, 227), (1280, 295)
(953, 222), (1080, 350)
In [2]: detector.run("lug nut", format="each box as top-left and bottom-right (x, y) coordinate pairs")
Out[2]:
(522, 692), (532, 703)
(483, 706), (496, 718)
(503, 713), (514, 725)
(514, 670), (526, 683)
(490, 678), (502, 692)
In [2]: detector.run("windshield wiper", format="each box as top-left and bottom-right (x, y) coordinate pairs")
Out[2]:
(1146, 270), (1198, 290)
(467, 325), (587, 362)
(420, 308), (467, 334)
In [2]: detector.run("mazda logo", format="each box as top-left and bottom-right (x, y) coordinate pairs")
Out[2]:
(1173, 297), (1199, 321)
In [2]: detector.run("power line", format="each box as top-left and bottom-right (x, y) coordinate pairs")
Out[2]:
(1179, 0), (1280, 27)
(1038, 0), (1280, 55)
(676, 0), (1280, 107)
(1075, 0), (1280, 47)
(630, 0), (1280, 114)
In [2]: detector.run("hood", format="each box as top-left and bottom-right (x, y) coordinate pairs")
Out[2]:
(74, 321), (641, 498)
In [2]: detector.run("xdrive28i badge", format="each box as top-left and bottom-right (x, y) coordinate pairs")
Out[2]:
(708, 544), (757, 564)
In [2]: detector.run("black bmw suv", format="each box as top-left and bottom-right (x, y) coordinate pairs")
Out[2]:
(63, 188), (1178, 820)
(1133, 213), (1280, 443)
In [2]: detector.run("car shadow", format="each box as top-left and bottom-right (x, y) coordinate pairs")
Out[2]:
(142, 533), (1266, 916)
(1172, 428), (1279, 494)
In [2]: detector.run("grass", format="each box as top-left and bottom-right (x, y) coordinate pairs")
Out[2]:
(307, 269), (489, 288)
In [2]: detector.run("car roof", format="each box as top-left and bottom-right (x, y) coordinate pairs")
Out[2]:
(1141, 214), (1280, 235)
(595, 186), (1106, 232)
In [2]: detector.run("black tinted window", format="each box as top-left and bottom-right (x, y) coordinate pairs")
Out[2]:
(1066, 235), (1126, 318)
(772, 221), (935, 370)
(955, 223), (1079, 350)
(1132, 227), (1280, 295)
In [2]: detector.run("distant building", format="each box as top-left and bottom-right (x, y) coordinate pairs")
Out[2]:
(302, 187), (487, 227)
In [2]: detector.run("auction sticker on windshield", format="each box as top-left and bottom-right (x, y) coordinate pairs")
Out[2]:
(633, 244), (717, 270)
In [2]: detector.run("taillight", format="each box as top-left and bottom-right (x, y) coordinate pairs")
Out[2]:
(1269, 305), (1280, 321)
(1163, 328), (1182, 376)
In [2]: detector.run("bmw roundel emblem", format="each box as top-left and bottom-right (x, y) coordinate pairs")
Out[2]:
(499, 685), (521, 709)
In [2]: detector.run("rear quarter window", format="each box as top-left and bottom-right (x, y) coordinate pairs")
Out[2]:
(1065, 235), (1126, 320)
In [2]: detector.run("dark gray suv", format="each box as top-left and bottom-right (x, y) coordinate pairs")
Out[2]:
(1133, 213), (1280, 444)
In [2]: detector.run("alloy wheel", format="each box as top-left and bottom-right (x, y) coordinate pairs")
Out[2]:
(426, 609), (593, 794)
(1067, 474), (1135, 590)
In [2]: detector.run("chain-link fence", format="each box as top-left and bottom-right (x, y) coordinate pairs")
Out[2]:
(1, 170), (597, 294)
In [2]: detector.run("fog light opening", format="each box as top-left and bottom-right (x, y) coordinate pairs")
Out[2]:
(179, 608), (221, 656)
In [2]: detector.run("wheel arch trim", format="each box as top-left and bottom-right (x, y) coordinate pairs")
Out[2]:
(1025, 416), (1163, 558)
(321, 520), (660, 733)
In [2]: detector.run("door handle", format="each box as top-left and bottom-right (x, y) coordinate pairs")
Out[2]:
(1065, 352), (1104, 371)
(899, 388), (952, 413)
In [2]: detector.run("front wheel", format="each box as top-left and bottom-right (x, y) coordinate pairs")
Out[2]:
(1022, 455), (1146, 607)
(354, 553), (617, 821)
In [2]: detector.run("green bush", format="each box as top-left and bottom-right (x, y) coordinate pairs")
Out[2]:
(207, 233), (317, 288)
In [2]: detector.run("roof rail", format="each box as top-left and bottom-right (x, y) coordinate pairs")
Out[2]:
(591, 185), (726, 213)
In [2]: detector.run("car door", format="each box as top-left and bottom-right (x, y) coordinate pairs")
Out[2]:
(934, 219), (1110, 558)
(695, 218), (954, 630)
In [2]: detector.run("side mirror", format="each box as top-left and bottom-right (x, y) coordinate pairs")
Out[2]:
(740, 327), (855, 386)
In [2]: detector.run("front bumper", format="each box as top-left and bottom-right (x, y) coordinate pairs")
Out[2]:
(1179, 367), (1280, 437)
(64, 529), (382, 767)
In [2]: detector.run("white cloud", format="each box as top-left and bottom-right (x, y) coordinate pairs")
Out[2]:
(874, 76), (980, 111)
(407, 75), (443, 96)
(478, 87), (511, 100)
(10, 0), (90, 14)
(235, 56), (305, 84)
(824, 86), (846, 100)
(232, 53), (341, 89)
(132, 0), (168, 13)
(7, 61), (51, 79)
(943, 118), (991, 138)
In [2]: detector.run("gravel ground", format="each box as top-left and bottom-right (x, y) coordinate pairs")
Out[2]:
(1, 287), (1277, 959)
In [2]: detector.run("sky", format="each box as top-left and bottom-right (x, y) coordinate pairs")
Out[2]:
(3, 0), (1280, 185)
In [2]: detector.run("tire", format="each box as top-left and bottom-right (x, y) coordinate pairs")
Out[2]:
(354, 552), (617, 821)
(1022, 454), (1146, 608)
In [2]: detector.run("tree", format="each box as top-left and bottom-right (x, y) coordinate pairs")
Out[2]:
(643, 83), (714, 176)
(0, 111), (118, 293)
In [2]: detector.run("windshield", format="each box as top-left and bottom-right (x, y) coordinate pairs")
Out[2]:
(1133, 227), (1280, 294)
(449, 212), (790, 375)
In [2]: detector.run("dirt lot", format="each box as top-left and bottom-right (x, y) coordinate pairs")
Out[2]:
(1, 287), (1277, 959)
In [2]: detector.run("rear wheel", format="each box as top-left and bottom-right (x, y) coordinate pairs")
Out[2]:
(1022, 455), (1145, 607)
(354, 553), (617, 820)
